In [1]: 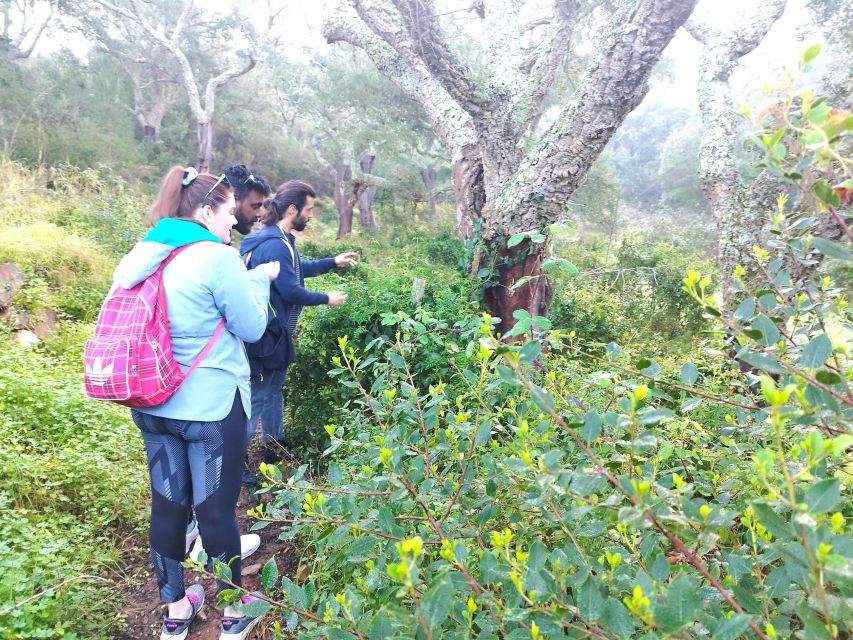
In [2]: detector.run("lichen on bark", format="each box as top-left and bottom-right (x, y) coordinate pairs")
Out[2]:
(687, 0), (787, 305)
(325, 0), (698, 332)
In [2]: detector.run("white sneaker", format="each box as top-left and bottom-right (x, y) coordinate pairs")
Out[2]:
(189, 534), (261, 563)
(240, 534), (261, 560)
(185, 517), (200, 555)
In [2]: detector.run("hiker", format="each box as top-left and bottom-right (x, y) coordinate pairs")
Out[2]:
(114, 166), (278, 640)
(222, 163), (272, 235)
(239, 180), (358, 463)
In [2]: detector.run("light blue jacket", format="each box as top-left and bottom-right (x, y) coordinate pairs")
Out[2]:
(111, 219), (270, 421)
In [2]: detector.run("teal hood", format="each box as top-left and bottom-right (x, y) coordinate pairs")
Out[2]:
(113, 219), (220, 289)
(142, 218), (220, 247)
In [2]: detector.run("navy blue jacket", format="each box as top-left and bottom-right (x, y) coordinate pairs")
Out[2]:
(239, 225), (336, 372)
(240, 225), (336, 306)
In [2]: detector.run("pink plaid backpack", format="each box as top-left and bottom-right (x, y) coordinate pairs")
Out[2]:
(84, 242), (224, 408)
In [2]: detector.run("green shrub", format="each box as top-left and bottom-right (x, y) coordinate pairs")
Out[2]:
(0, 222), (113, 322)
(0, 161), (146, 258)
(549, 234), (713, 345)
(549, 280), (632, 345)
(0, 332), (147, 638)
(227, 59), (852, 640)
(615, 234), (711, 336)
(285, 253), (478, 457)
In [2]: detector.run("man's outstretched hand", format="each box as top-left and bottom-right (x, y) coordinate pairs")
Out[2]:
(334, 252), (359, 268)
(327, 291), (348, 306)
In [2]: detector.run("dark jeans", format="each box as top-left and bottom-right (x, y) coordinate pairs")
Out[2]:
(132, 393), (247, 603)
(248, 367), (287, 444)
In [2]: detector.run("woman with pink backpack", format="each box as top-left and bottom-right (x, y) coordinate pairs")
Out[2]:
(108, 166), (279, 639)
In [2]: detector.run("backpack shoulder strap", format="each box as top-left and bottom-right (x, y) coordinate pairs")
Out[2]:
(158, 240), (224, 374)
(184, 318), (225, 377)
(159, 241), (204, 271)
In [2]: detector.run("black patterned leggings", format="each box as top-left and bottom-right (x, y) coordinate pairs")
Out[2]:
(132, 393), (247, 603)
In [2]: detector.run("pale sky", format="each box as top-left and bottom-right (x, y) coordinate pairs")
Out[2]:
(20, 0), (831, 120)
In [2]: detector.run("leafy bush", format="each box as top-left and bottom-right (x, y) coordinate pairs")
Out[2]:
(228, 57), (852, 640)
(549, 280), (632, 345)
(0, 331), (147, 638)
(0, 162), (145, 324)
(549, 234), (713, 345)
(0, 222), (112, 322)
(285, 246), (477, 457)
(46, 164), (147, 256)
(615, 235), (711, 336)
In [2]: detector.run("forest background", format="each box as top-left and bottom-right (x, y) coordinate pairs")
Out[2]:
(0, 0), (851, 638)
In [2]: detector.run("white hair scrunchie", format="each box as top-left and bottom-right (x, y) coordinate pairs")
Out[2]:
(181, 166), (199, 186)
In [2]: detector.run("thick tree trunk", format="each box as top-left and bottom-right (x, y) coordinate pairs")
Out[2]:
(420, 167), (438, 218)
(687, 1), (787, 304)
(326, 0), (697, 335)
(481, 240), (553, 334)
(138, 89), (170, 140)
(337, 198), (355, 239)
(139, 109), (165, 139)
(123, 61), (173, 142)
(358, 151), (378, 229)
(451, 145), (486, 241)
(334, 161), (353, 239)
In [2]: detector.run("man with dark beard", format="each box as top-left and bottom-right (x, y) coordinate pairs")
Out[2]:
(222, 163), (272, 235)
(239, 180), (357, 465)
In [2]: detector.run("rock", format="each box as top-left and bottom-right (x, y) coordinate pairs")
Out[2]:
(0, 262), (24, 310)
(13, 330), (39, 349)
(33, 308), (58, 339)
(241, 563), (262, 576)
(11, 311), (29, 330)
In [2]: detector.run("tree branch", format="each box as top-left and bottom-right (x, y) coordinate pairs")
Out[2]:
(682, 16), (717, 45)
(352, 0), (485, 118)
(510, 0), (578, 134)
(169, 0), (193, 46)
(323, 2), (476, 155)
(520, 16), (551, 33)
(120, 0), (204, 120)
(488, 0), (699, 238)
(7, 0), (53, 60)
(480, 0), (523, 94)
(203, 53), (257, 119)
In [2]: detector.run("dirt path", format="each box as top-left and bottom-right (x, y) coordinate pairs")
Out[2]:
(119, 472), (296, 640)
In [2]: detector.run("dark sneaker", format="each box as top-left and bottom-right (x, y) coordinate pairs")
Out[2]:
(160, 584), (204, 640)
(219, 592), (267, 639)
(185, 516), (199, 555)
(262, 439), (286, 464)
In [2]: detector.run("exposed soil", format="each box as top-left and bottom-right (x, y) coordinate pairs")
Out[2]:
(118, 454), (298, 640)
